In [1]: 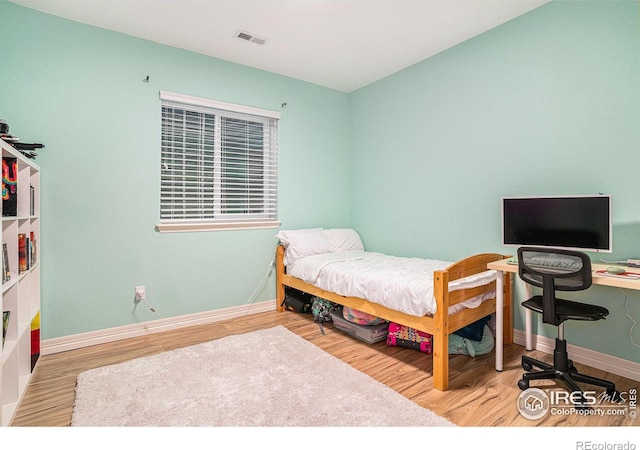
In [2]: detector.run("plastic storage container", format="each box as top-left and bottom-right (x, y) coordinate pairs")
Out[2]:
(330, 310), (389, 344)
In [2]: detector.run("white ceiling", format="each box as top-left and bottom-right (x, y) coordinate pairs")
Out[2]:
(10, 0), (550, 92)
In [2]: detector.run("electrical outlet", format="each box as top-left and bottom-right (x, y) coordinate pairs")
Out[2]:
(134, 286), (145, 301)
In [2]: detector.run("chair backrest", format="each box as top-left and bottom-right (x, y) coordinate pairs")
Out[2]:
(517, 247), (592, 325)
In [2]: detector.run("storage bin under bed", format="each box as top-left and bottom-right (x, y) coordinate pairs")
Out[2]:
(330, 310), (389, 344)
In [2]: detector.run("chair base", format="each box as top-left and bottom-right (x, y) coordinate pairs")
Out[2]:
(517, 338), (621, 404)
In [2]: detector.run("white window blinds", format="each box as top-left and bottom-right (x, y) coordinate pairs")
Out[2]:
(158, 91), (280, 232)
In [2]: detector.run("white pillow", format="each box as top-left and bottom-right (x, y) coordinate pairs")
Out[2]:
(324, 228), (365, 252)
(276, 228), (333, 266)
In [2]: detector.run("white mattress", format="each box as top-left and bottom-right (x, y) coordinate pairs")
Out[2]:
(287, 250), (496, 316)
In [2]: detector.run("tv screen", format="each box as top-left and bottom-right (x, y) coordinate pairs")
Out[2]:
(502, 195), (612, 253)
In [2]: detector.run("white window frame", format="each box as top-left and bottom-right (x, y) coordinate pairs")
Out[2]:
(157, 91), (280, 233)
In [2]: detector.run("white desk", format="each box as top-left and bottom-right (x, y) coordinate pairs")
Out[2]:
(486, 258), (640, 371)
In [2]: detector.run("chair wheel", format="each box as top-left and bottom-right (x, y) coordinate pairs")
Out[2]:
(522, 361), (533, 371)
(518, 379), (529, 391)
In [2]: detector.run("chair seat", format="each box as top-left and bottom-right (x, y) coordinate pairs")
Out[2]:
(522, 295), (609, 322)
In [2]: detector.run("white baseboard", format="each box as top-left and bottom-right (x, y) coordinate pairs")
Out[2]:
(513, 329), (640, 382)
(43, 304), (640, 384)
(41, 300), (275, 355)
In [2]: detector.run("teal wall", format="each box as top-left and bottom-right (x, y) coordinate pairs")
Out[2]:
(1, 1), (639, 364)
(350, 1), (640, 362)
(0, 2), (352, 338)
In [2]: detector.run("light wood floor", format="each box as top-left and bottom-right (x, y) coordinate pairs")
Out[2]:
(10, 310), (639, 427)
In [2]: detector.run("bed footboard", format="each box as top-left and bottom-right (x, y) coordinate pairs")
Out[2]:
(432, 253), (512, 390)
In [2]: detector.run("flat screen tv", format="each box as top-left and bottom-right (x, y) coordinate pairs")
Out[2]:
(501, 195), (612, 253)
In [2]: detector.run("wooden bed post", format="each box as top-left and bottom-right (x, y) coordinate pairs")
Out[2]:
(276, 245), (285, 312)
(432, 269), (449, 391)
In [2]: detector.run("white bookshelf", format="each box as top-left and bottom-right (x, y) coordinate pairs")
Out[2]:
(0, 138), (40, 427)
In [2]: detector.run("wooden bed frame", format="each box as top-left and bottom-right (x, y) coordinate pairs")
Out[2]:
(275, 245), (513, 391)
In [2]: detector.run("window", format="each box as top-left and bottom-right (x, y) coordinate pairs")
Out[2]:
(157, 91), (280, 232)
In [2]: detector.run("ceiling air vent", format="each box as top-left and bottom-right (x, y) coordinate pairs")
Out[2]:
(235, 30), (267, 46)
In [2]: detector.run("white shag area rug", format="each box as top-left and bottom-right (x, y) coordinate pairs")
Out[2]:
(71, 325), (455, 427)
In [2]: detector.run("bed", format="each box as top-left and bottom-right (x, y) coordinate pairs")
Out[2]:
(275, 228), (513, 391)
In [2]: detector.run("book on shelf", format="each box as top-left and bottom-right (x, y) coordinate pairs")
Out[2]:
(30, 231), (37, 266)
(18, 233), (28, 273)
(31, 311), (40, 371)
(2, 242), (9, 283)
(2, 311), (9, 348)
(30, 185), (35, 216)
(2, 157), (17, 217)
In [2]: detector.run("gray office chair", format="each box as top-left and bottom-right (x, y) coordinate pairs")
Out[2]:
(516, 247), (620, 403)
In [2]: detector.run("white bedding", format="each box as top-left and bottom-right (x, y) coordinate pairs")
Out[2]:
(287, 250), (497, 316)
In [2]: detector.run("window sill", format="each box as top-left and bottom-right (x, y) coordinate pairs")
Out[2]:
(156, 221), (281, 233)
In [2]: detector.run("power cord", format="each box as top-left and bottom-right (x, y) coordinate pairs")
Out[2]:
(141, 297), (164, 319)
(132, 294), (164, 319)
(235, 258), (276, 317)
(242, 240), (280, 311)
(620, 288), (640, 349)
(131, 258), (276, 320)
(245, 259), (275, 305)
